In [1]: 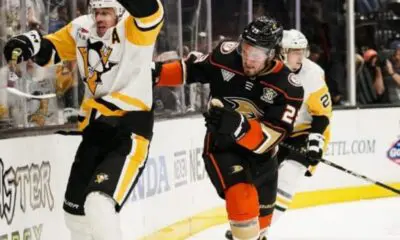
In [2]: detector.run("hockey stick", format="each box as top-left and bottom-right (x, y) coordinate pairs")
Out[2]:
(6, 87), (56, 99)
(279, 142), (400, 195)
(6, 49), (56, 99)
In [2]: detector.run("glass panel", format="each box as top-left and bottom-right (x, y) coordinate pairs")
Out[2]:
(253, 0), (296, 29)
(301, 0), (347, 106)
(212, 0), (250, 42)
(154, 0), (185, 117)
(182, 0), (212, 113)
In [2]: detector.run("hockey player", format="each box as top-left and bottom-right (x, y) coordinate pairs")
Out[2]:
(154, 16), (304, 240)
(222, 29), (332, 240)
(271, 29), (332, 226)
(3, 0), (164, 239)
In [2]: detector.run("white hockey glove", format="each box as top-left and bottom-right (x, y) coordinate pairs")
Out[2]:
(306, 133), (325, 166)
(3, 30), (42, 63)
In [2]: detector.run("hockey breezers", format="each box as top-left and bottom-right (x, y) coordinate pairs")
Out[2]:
(279, 142), (400, 195)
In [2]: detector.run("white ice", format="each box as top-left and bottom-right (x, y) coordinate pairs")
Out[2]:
(188, 197), (400, 240)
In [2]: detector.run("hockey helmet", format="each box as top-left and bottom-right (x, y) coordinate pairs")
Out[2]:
(280, 29), (309, 67)
(89, 0), (125, 21)
(281, 29), (308, 50)
(242, 16), (283, 48)
(238, 16), (283, 61)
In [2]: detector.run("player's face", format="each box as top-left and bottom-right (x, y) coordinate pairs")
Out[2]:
(287, 49), (306, 71)
(241, 42), (272, 77)
(94, 8), (118, 37)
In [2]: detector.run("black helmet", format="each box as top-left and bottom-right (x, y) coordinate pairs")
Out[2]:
(241, 16), (283, 49)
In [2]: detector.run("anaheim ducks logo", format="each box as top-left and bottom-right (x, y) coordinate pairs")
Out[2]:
(78, 39), (117, 94)
(224, 97), (264, 120)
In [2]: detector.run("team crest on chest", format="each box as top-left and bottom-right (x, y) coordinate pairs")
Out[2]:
(224, 97), (264, 119)
(261, 87), (278, 104)
(78, 39), (118, 94)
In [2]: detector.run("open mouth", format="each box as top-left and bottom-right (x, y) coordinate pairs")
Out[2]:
(97, 26), (106, 33)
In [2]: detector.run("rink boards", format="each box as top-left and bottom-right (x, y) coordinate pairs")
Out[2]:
(0, 107), (399, 239)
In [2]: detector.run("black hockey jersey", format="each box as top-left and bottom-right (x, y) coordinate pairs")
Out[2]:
(155, 41), (304, 155)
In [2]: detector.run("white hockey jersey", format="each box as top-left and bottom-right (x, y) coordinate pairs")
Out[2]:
(292, 58), (332, 146)
(43, 1), (164, 130)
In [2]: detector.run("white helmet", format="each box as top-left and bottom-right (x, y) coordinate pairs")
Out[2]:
(90, 0), (126, 21)
(281, 29), (308, 49)
(280, 29), (309, 65)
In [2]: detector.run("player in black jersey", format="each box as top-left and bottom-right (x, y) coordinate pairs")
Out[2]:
(153, 16), (304, 240)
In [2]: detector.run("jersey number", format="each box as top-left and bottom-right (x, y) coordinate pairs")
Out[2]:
(282, 104), (297, 124)
(320, 93), (330, 108)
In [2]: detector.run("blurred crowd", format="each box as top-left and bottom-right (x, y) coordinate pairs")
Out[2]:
(1, 0), (400, 130)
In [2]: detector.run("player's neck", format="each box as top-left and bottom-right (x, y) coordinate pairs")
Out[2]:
(258, 60), (277, 76)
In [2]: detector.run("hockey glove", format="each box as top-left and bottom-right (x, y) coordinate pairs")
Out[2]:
(306, 133), (325, 166)
(203, 103), (250, 140)
(3, 30), (42, 63)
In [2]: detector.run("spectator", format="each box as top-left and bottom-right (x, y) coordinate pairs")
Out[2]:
(360, 49), (388, 103)
(382, 40), (400, 104)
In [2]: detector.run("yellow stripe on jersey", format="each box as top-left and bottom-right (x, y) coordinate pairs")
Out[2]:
(44, 23), (76, 61)
(114, 135), (149, 204)
(306, 85), (332, 118)
(110, 92), (151, 111)
(125, 16), (163, 46)
(135, 0), (164, 27)
(78, 101), (92, 131)
(83, 98), (126, 117)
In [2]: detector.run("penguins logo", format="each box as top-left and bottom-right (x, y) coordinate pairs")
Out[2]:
(224, 97), (264, 120)
(78, 40), (117, 94)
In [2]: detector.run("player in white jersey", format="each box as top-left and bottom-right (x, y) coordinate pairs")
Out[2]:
(3, 0), (164, 239)
(270, 29), (332, 228)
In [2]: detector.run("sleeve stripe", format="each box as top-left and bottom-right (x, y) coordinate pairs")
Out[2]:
(253, 123), (285, 154)
(237, 119), (264, 151)
(125, 16), (164, 45)
(134, 16), (164, 32)
(237, 120), (287, 154)
(134, 0), (164, 29)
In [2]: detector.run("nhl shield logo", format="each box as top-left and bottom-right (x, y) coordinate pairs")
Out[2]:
(387, 139), (400, 165)
(261, 87), (278, 104)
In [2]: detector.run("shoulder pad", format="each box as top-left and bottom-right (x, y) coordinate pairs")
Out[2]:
(270, 65), (304, 101)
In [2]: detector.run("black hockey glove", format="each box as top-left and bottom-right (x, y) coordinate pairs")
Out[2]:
(203, 104), (250, 140)
(306, 133), (325, 166)
(3, 30), (42, 63)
